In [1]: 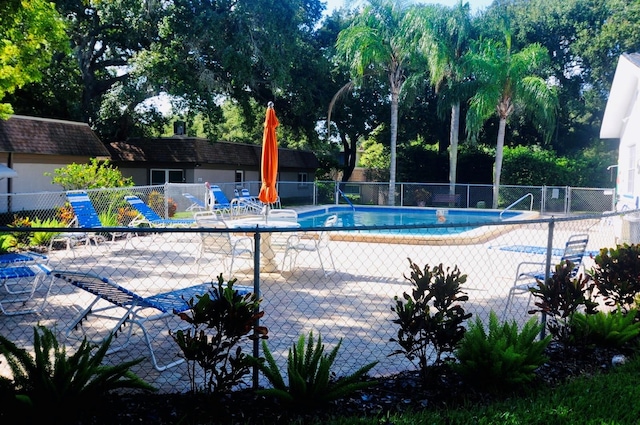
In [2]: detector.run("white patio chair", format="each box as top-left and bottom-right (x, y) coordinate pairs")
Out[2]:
(194, 213), (254, 275)
(282, 214), (337, 275)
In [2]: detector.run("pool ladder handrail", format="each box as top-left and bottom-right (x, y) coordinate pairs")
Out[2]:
(500, 193), (534, 220)
(336, 189), (356, 211)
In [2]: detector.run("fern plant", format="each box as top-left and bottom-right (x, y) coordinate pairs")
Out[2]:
(570, 309), (640, 348)
(29, 217), (65, 247)
(248, 331), (378, 407)
(454, 311), (551, 388)
(0, 325), (155, 423)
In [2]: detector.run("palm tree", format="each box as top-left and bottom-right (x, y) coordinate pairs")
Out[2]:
(335, 0), (419, 205)
(465, 33), (558, 208)
(411, 1), (472, 197)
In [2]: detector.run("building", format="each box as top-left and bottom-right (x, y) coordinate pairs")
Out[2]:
(601, 53), (640, 210)
(0, 115), (110, 196)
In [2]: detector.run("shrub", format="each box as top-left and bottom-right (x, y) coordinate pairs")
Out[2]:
(390, 259), (471, 376)
(148, 191), (177, 218)
(589, 244), (640, 313)
(248, 331), (378, 408)
(172, 274), (268, 394)
(0, 325), (154, 424)
(454, 311), (551, 388)
(569, 309), (640, 348)
(529, 260), (598, 343)
(47, 158), (134, 190)
(29, 217), (66, 247)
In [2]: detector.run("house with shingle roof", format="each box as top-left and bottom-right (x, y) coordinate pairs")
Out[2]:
(0, 115), (319, 206)
(107, 136), (319, 201)
(0, 115), (110, 195)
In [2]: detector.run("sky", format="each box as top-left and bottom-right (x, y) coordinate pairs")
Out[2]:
(324, 0), (494, 15)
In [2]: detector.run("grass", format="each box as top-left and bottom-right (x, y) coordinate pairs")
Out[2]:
(308, 355), (640, 425)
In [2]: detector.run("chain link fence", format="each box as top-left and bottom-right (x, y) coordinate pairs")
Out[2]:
(0, 183), (628, 394)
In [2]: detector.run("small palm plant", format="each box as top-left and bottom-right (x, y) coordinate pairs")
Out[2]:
(0, 325), (155, 423)
(248, 331), (378, 408)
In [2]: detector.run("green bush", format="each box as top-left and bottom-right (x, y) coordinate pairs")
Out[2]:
(0, 325), (154, 424)
(47, 158), (133, 190)
(529, 260), (598, 343)
(569, 309), (640, 348)
(502, 145), (572, 186)
(390, 259), (471, 376)
(172, 274), (268, 394)
(590, 244), (640, 313)
(29, 217), (65, 247)
(454, 311), (551, 388)
(248, 331), (377, 408)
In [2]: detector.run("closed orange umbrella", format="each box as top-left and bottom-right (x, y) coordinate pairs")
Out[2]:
(258, 102), (279, 205)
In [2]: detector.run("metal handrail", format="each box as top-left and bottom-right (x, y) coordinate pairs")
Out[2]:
(500, 193), (534, 220)
(337, 189), (356, 211)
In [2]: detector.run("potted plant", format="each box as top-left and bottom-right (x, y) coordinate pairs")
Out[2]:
(414, 187), (431, 207)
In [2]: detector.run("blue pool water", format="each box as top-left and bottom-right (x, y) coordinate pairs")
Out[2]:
(297, 206), (520, 236)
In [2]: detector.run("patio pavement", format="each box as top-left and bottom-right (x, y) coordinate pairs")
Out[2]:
(0, 216), (615, 393)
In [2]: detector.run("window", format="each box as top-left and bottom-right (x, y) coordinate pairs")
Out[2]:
(298, 172), (308, 188)
(235, 170), (244, 187)
(150, 169), (184, 185)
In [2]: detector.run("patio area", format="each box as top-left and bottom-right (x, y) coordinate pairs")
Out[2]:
(0, 213), (617, 393)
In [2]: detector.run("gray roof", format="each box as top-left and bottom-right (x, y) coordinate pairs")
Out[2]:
(0, 115), (110, 157)
(108, 137), (319, 170)
(624, 52), (640, 68)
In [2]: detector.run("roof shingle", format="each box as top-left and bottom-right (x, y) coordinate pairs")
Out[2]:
(108, 137), (318, 170)
(0, 115), (110, 157)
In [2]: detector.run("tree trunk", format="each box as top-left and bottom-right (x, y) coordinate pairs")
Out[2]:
(492, 117), (507, 209)
(341, 133), (357, 183)
(449, 102), (460, 196)
(389, 90), (399, 206)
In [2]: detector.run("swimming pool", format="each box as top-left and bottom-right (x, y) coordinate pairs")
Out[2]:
(296, 205), (538, 245)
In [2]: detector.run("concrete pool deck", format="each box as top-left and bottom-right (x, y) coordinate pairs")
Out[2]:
(0, 215), (615, 393)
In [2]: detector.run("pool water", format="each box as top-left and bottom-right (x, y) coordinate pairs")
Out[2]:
(297, 206), (520, 236)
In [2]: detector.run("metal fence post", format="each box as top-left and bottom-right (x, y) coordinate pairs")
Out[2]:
(252, 231), (261, 389)
(540, 219), (555, 339)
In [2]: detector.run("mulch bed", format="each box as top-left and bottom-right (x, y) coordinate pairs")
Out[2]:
(68, 342), (630, 424)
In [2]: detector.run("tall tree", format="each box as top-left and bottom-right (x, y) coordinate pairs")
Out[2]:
(55, 0), (163, 124)
(144, 0), (325, 141)
(465, 33), (558, 208)
(0, 0), (67, 118)
(335, 0), (421, 205)
(411, 1), (473, 195)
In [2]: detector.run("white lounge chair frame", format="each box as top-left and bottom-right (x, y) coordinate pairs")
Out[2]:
(52, 270), (251, 371)
(503, 233), (590, 314)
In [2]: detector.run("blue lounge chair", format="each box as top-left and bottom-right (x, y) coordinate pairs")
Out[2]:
(183, 193), (206, 212)
(207, 184), (234, 213)
(125, 195), (195, 228)
(234, 188), (264, 214)
(49, 190), (120, 252)
(206, 184), (253, 216)
(0, 253), (52, 315)
(51, 269), (252, 371)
